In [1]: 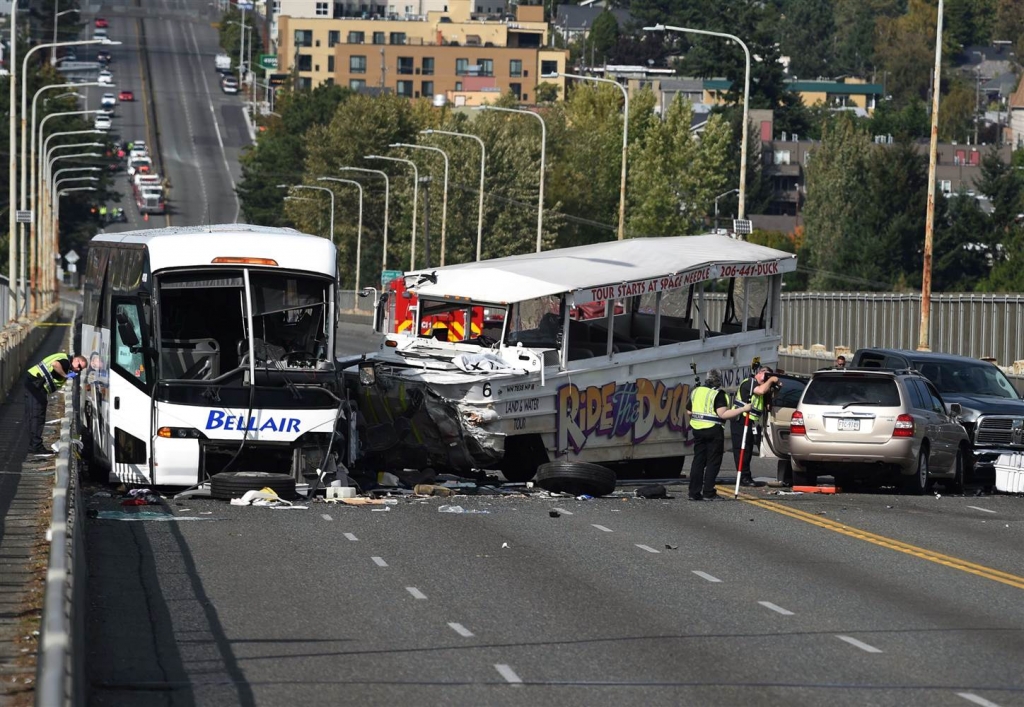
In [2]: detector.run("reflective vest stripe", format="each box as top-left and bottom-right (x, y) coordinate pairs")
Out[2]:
(690, 412), (723, 422)
(734, 377), (764, 421)
(690, 386), (728, 429)
(35, 363), (57, 393)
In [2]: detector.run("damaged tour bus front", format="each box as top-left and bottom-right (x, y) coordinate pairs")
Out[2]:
(79, 225), (350, 487)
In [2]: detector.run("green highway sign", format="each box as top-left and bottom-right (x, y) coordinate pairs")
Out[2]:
(259, 54), (278, 70)
(381, 269), (403, 289)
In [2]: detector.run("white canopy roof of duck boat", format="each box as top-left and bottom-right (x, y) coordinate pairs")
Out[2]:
(406, 234), (797, 306)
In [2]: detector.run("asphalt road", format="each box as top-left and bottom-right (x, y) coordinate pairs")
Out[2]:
(82, 321), (1024, 707)
(76, 7), (1024, 705)
(92, 0), (246, 232)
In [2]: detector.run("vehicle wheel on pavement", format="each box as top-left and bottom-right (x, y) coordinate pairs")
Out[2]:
(210, 471), (297, 500)
(792, 469), (817, 486)
(902, 449), (929, 495)
(535, 461), (617, 497)
(951, 447), (966, 494)
(776, 459), (793, 485)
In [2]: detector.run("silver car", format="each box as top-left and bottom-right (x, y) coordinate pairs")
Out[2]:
(789, 369), (969, 493)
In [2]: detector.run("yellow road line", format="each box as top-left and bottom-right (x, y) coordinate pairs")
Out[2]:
(720, 487), (1024, 591)
(36, 322), (73, 327)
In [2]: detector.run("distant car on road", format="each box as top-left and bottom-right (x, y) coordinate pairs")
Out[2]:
(95, 27), (108, 39)
(94, 115), (113, 131)
(98, 70), (114, 85)
(95, 17), (109, 28)
(118, 90), (135, 102)
(101, 93), (117, 108)
(97, 50), (112, 64)
(221, 75), (239, 94)
(789, 368), (969, 493)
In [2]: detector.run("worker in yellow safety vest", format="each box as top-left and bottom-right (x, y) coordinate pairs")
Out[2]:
(23, 352), (87, 456)
(685, 369), (751, 501)
(731, 365), (780, 487)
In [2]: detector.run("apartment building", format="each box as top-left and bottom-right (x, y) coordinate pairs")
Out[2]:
(276, 0), (567, 101)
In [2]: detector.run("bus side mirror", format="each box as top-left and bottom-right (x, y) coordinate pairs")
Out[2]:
(115, 312), (140, 348)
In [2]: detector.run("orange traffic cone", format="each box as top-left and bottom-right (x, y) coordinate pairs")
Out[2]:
(143, 213), (149, 221)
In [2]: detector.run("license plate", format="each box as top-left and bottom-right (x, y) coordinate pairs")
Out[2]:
(838, 419), (860, 431)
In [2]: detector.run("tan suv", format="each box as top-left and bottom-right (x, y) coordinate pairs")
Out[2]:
(789, 369), (969, 493)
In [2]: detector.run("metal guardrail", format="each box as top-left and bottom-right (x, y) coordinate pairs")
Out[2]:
(779, 292), (1024, 367)
(37, 310), (84, 707)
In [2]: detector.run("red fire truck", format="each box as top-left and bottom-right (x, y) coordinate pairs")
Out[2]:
(386, 275), (487, 342)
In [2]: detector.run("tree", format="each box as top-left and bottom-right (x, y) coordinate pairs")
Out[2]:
(933, 193), (992, 291)
(937, 76), (977, 143)
(945, 0), (996, 50)
(869, 99), (930, 141)
(626, 97), (733, 236)
(780, 0), (836, 80)
(873, 0), (940, 107)
(800, 114), (873, 289)
(995, 0), (1024, 57)
(237, 84), (351, 227)
(585, 11), (620, 66)
(535, 82), (560, 103)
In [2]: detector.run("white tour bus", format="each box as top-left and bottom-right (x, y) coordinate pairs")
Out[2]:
(79, 225), (345, 486)
(354, 234), (796, 481)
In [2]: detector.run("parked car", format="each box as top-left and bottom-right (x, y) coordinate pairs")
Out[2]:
(98, 70), (114, 85)
(97, 50), (112, 63)
(762, 372), (810, 484)
(118, 90), (135, 102)
(127, 155), (152, 176)
(95, 27), (108, 39)
(95, 17), (109, 28)
(851, 348), (1024, 482)
(221, 75), (239, 94)
(100, 92), (117, 108)
(94, 115), (113, 131)
(789, 368), (969, 493)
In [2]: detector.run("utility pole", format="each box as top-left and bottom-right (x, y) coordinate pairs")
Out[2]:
(919, 0), (943, 352)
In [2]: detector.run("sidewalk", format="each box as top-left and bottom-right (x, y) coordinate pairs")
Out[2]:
(0, 323), (72, 706)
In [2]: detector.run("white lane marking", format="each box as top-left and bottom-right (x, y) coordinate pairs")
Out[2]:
(185, 21), (242, 221)
(494, 663), (522, 685)
(551, 507), (573, 515)
(447, 622), (474, 637)
(758, 601), (795, 616)
(692, 571), (722, 583)
(343, 532), (359, 541)
(967, 506), (996, 514)
(592, 524), (613, 532)
(836, 635), (882, 653)
(371, 556), (388, 567)
(406, 586), (427, 600)
(321, 514), (333, 521)
(635, 544), (661, 553)
(957, 692), (1003, 707)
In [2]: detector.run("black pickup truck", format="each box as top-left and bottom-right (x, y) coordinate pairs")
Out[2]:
(851, 348), (1024, 481)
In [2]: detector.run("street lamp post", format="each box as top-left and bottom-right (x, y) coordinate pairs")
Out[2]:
(31, 108), (102, 311)
(366, 155), (419, 270)
(52, 8), (79, 64)
(554, 72), (629, 241)
(644, 24), (751, 225)
(421, 129), (487, 260)
(318, 178), (365, 292)
(339, 167), (390, 271)
(52, 186), (96, 297)
(20, 40), (119, 314)
(8, 0), (17, 319)
(475, 105), (547, 252)
(713, 188), (739, 233)
(390, 143), (450, 266)
(279, 184), (335, 243)
(42, 151), (102, 305)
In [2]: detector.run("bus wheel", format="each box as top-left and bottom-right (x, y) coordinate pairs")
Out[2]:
(498, 435), (548, 483)
(535, 461), (617, 497)
(210, 471), (297, 500)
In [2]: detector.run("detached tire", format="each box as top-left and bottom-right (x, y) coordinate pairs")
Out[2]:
(210, 471), (297, 500)
(535, 461), (617, 497)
